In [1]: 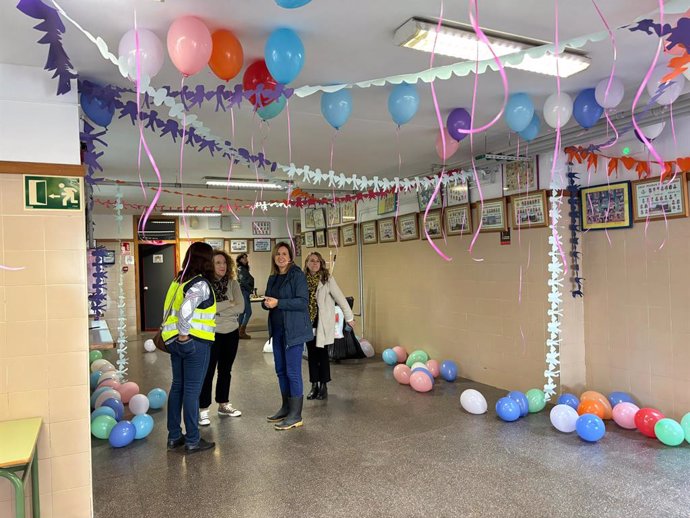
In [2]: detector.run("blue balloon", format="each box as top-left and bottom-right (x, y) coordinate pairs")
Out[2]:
(412, 367), (434, 385)
(496, 397), (521, 422)
(321, 89), (352, 130)
(573, 88), (604, 129)
(90, 371), (102, 390)
(439, 360), (458, 382)
(257, 95), (287, 121)
(132, 414), (154, 439)
(265, 28), (305, 85)
(102, 398), (124, 421)
(518, 113), (541, 141)
(575, 414), (606, 442)
(275, 0), (311, 8)
(382, 348), (397, 366)
(147, 388), (168, 410)
(79, 92), (114, 127)
(608, 391), (636, 408)
(90, 387), (111, 408)
(388, 83), (419, 126)
(505, 93), (535, 132)
(91, 406), (116, 421)
(557, 393), (580, 411)
(507, 391), (529, 417)
(108, 421), (136, 448)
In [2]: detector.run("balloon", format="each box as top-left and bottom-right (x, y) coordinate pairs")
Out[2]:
(405, 350), (429, 367)
(543, 92), (573, 129)
(392, 346), (408, 364)
(409, 371), (433, 392)
(90, 359), (112, 373)
(525, 389), (546, 413)
(91, 415), (117, 440)
(496, 397), (521, 422)
(460, 389), (487, 415)
(635, 122), (666, 142)
(80, 93), (114, 127)
(360, 339), (374, 358)
(580, 391), (612, 419)
(388, 83), (420, 125)
(118, 381), (140, 404)
(654, 418), (685, 447)
(144, 339), (157, 353)
(275, 0), (312, 7)
(550, 404), (579, 433)
(576, 414), (606, 442)
(147, 388), (168, 410)
(209, 29), (243, 81)
(89, 350), (103, 363)
(98, 372), (120, 386)
(167, 16), (212, 77)
(577, 400), (605, 420)
(647, 64), (685, 105)
(118, 28), (164, 80)
(440, 361), (458, 382)
(243, 60), (278, 108)
(518, 114), (541, 142)
(557, 393), (580, 410)
(97, 379), (121, 392)
(129, 394), (150, 415)
(507, 391), (529, 417)
(612, 402), (640, 430)
(607, 391), (636, 408)
(426, 360), (440, 378)
(410, 362), (427, 372)
(102, 398), (125, 421)
(681, 412), (690, 444)
(635, 408), (665, 438)
(594, 77), (625, 109)
(446, 108), (471, 142)
(393, 364), (412, 385)
(505, 93), (535, 132)
(90, 371), (102, 390)
(412, 367), (434, 385)
(265, 28), (305, 84)
(435, 128), (460, 161)
(573, 88), (604, 129)
(257, 95), (287, 121)
(321, 89), (353, 130)
(94, 390), (121, 409)
(109, 421), (136, 448)
(91, 406), (116, 421)
(382, 348), (398, 365)
(90, 387), (112, 408)
(98, 364), (117, 374)
(132, 414), (155, 440)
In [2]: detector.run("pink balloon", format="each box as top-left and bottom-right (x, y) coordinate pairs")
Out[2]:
(117, 381), (140, 404)
(426, 360), (440, 378)
(612, 402), (640, 430)
(97, 379), (121, 391)
(392, 346), (408, 364)
(167, 16), (212, 77)
(410, 371), (433, 393)
(393, 364), (412, 385)
(435, 128), (460, 161)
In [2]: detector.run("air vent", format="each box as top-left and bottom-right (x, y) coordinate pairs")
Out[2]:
(138, 219), (176, 241)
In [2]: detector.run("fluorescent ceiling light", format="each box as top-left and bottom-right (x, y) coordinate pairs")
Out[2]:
(394, 18), (590, 78)
(161, 212), (221, 217)
(205, 178), (286, 190)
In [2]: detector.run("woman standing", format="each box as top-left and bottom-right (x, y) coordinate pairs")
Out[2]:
(161, 242), (216, 454)
(304, 252), (355, 400)
(199, 250), (245, 426)
(236, 253), (254, 339)
(262, 242), (312, 430)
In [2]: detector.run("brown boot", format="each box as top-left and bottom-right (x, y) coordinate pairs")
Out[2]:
(239, 325), (251, 339)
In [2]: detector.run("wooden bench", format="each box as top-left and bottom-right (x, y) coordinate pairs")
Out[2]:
(0, 417), (42, 518)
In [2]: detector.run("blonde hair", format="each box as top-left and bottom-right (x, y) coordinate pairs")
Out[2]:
(304, 252), (330, 283)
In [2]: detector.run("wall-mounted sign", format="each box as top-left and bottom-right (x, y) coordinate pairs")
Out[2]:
(24, 175), (83, 211)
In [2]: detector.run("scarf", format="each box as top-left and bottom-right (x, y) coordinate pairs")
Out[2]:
(307, 273), (320, 323)
(211, 276), (229, 302)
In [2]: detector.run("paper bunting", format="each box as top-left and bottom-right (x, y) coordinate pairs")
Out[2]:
(566, 166), (584, 298)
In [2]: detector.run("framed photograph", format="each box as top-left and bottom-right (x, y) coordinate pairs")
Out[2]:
(378, 218), (397, 243)
(632, 173), (688, 222)
(304, 231), (315, 248)
(397, 213), (419, 241)
(445, 205), (472, 235)
(315, 229), (326, 247)
(230, 239), (248, 253)
(293, 220), (302, 236)
(313, 208), (326, 229)
(342, 224), (357, 246)
(361, 221), (377, 245)
(511, 191), (548, 228)
(502, 157), (539, 196)
(478, 198), (508, 232)
(377, 192), (397, 215)
(327, 205), (340, 227)
(327, 227), (340, 247)
(294, 235), (302, 257)
(418, 189), (443, 212)
(204, 238), (225, 251)
(253, 238), (272, 252)
(581, 181), (633, 231)
(103, 249), (116, 265)
(304, 208), (315, 229)
(444, 180), (470, 206)
(252, 220), (271, 236)
(341, 201), (357, 222)
(420, 210), (443, 239)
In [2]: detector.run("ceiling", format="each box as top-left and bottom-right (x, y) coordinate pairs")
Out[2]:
(0, 0), (678, 213)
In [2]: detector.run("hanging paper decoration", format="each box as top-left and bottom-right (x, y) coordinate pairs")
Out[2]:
(566, 165), (584, 298)
(114, 188), (128, 379)
(89, 247), (108, 319)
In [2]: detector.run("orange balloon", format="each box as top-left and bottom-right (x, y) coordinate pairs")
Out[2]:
(578, 400), (605, 419)
(580, 391), (613, 419)
(209, 30), (243, 81)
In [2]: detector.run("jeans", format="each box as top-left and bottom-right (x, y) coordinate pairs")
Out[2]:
(200, 329), (240, 409)
(238, 290), (253, 326)
(272, 324), (304, 397)
(167, 337), (211, 446)
(306, 337), (331, 383)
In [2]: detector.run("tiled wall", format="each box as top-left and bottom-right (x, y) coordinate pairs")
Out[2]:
(0, 175), (92, 518)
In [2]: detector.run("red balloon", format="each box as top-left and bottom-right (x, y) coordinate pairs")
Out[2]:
(242, 60), (277, 108)
(634, 408), (665, 438)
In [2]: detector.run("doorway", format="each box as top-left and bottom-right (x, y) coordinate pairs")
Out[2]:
(138, 244), (177, 331)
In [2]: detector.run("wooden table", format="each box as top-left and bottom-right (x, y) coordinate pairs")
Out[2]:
(89, 319), (114, 350)
(0, 417), (42, 518)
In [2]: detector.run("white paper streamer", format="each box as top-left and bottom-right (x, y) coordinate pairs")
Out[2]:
(114, 188), (129, 379)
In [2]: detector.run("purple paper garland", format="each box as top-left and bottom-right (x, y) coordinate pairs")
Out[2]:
(89, 247), (108, 319)
(566, 165), (584, 298)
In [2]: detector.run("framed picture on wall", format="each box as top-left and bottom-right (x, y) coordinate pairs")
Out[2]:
(327, 227), (340, 247)
(580, 181), (633, 231)
(204, 238), (225, 251)
(315, 229), (326, 247)
(397, 213), (419, 241)
(252, 220), (271, 236)
(377, 192), (397, 215)
(445, 205), (472, 235)
(230, 239), (248, 253)
(632, 173), (688, 222)
(342, 224), (357, 246)
(511, 190), (548, 228)
(361, 221), (377, 244)
(420, 210), (443, 239)
(417, 189), (443, 212)
(253, 238), (272, 252)
(341, 201), (357, 222)
(444, 180), (470, 206)
(294, 235), (302, 257)
(304, 231), (315, 248)
(313, 208), (326, 229)
(378, 218), (396, 243)
(304, 208), (316, 229)
(327, 205), (340, 227)
(502, 156), (539, 196)
(293, 220), (302, 236)
(478, 198), (508, 232)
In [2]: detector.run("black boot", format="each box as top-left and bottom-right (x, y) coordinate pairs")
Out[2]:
(267, 394), (289, 422)
(306, 383), (319, 400)
(316, 382), (328, 400)
(274, 397), (303, 430)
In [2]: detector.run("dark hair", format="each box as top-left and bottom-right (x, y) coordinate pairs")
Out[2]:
(271, 241), (294, 275)
(236, 253), (249, 270)
(213, 250), (235, 280)
(180, 242), (214, 283)
(304, 251), (330, 284)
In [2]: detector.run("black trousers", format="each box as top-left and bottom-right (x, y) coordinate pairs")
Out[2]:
(306, 337), (331, 383)
(200, 329), (240, 408)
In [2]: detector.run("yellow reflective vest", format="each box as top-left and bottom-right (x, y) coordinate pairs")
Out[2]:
(161, 275), (216, 343)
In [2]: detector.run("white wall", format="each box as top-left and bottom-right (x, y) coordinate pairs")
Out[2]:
(177, 214), (299, 239)
(93, 214), (134, 239)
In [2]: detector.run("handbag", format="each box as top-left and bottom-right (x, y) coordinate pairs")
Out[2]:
(153, 281), (179, 354)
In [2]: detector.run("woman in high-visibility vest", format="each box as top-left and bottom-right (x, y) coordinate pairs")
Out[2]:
(162, 242), (217, 453)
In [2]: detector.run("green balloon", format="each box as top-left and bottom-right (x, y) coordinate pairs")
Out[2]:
(406, 350), (429, 367)
(91, 415), (117, 440)
(525, 389), (546, 413)
(89, 350), (103, 363)
(655, 418), (685, 447)
(681, 413), (690, 445)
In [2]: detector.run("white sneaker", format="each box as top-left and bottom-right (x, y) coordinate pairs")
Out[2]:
(218, 403), (242, 417)
(199, 408), (211, 426)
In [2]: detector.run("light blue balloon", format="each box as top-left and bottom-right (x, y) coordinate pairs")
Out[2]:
(505, 93), (534, 132)
(439, 360), (458, 382)
(90, 371), (102, 390)
(496, 397), (521, 422)
(147, 388), (168, 410)
(132, 414), (154, 439)
(388, 83), (419, 126)
(91, 406), (116, 421)
(382, 348), (397, 366)
(265, 28), (305, 85)
(518, 113), (541, 141)
(321, 89), (352, 130)
(257, 95), (287, 121)
(275, 0), (311, 8)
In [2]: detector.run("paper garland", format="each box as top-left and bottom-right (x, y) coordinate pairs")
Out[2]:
(114, 188), (128, 379)
(89, 247), (108, 319)
(544, 190), (564, 401)
(566, 166), (584, 298)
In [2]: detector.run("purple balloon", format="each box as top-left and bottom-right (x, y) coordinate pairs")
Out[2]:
(446, 108), (471, 142)
(102, 398), (124, 421)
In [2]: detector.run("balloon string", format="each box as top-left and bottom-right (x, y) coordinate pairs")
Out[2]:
(225, 109), (240, 222)
(179, 75), (189, 239)
(285, 185), (296, 257)
(286, 97), (293, 164)
(330, 129), (337, 204)
(670, 101), (678, 151)
(592, 0), (619, 151)
(600, 111), (619, 150)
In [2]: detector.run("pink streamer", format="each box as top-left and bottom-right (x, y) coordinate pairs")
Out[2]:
(0, 265), (25, 271)
(592, 0), (620, 150)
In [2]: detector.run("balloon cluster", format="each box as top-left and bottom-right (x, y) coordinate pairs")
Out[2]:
(495, 389), (544, 422)
(382, 346), (458, 393)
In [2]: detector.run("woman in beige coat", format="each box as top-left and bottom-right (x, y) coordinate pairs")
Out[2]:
(304, 252), (354, 400)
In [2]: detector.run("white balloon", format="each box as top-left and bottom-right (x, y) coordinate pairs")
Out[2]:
(543, 92), (573, 129)
(460, 389), (488, 415)
(594, 77), (625, 109)
(129, 394), (150, 415)
(410, 362), (427, 372)
(90, 359), (113, 373)
(647, 65), (685, 106)
(118, 28), (164, 81)
(144, 339), (156, 353)
(359, 339), (375, 358)
(97, 371), (121, 385)
(638, 122), (666, 140)
(549, 404), (579, 433)
(94, 389), (122, 409)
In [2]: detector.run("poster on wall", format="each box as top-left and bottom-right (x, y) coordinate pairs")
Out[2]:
(445, 205), (472, 235)
(327, 205), (340, 227)
(511, 191), (547, 228)
(252, 220), (271, 236)
(397, 213), (419, 241)
(444, 180), (469, 206)
(378, 218), (396, 242)
(313, 208), (327, 229)
(417, 189), (442, 212)
(204, 238), (225, 250)
(304, 231), (315, 248)
(342, 224), (357, 246)
(341, 201), (357, 222)
(304, 208), (316, 229)
(361, 221), (377, 244)
(580, 181), (632, 231)
(420, 210), (443, 239)
(253, 238), (272, 252)
(327, 227), (340, 247)
(230, 240), (248, 253)
(377, 192), (397, 215)
(315, 229), (326, 247)
(632, 173), (688, 222)
(502, 156), (539, 196)
(479, 198), (508, 232)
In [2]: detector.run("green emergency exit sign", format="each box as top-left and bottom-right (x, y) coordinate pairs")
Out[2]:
(24, 175), (83, 211)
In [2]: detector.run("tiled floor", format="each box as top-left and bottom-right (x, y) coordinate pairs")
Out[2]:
(92, 334), (690, 518)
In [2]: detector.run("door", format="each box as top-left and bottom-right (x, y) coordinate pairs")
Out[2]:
(139, 244), (177, 331)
